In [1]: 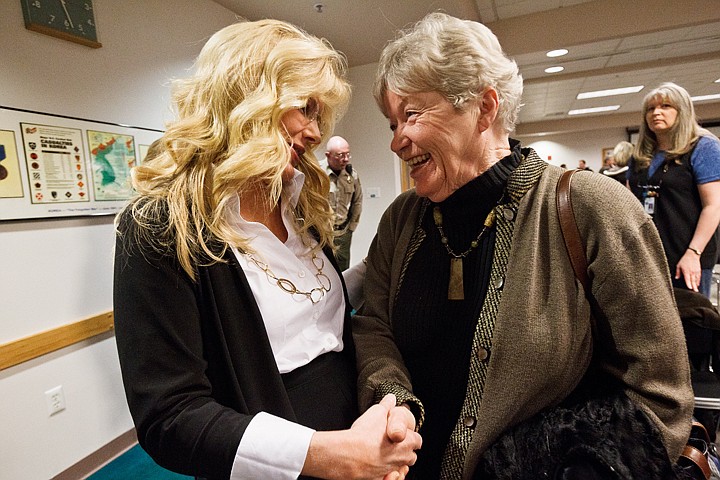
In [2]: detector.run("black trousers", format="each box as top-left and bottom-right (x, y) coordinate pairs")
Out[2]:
(282, 350), (359, 480)
(281, 350), (359, 431)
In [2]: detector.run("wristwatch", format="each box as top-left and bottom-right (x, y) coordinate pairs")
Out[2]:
(688, 246), (702, 256)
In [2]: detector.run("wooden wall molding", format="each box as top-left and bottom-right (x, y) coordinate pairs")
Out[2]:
(0, 311), (114, 371)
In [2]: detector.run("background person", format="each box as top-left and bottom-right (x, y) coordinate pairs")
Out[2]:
(577, 159), (592, 171)
(321, 135), (363, 270)
(602, 140), (633, 184)
(627, 82), (720, 297)
(113, 19), (419, 480)
(598, 155), (613, 174)
(353, 12), (692, 479)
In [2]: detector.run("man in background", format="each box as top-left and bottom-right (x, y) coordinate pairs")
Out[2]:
(578, 159), (593, 171)
(321, 135), (363, 270)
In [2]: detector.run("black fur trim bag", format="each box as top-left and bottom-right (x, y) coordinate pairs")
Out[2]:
(476, 390), (681, 479)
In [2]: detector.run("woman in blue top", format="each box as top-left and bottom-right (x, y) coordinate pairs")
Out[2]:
(627, 82), (720, 297)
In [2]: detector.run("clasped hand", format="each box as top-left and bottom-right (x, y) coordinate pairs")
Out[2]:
(304, 394), (422, 479)
(353, 394), (422, 480)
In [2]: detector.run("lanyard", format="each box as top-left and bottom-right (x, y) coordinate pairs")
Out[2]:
(639, 162), (669, 215)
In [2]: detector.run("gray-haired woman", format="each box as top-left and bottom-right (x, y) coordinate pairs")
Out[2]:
(354, 12), (692, 479)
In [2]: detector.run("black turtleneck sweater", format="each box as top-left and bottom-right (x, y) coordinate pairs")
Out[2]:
(393, 146), (522, 479)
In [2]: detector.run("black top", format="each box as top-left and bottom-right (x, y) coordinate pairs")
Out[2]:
(628, 143), (718, 272)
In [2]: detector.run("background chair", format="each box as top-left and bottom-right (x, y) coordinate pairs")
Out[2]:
(676, 287), (720, 443)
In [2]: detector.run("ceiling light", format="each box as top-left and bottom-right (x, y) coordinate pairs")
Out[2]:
(544, 66), (564, 74)
(691, 93), (720, 102)
(577, 85), (644, 99)
(546, 49), (568, 58)
(568, 105), (620, 115)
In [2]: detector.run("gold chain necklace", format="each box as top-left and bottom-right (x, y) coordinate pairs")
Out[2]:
(241, 250), (332, 304)
(433, 205), (496, 301)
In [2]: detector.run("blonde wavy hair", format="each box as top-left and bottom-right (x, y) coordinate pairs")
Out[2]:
(373, 12), (523, 134)
(119, 19), (351, 279)
(634, 82), (713, 168)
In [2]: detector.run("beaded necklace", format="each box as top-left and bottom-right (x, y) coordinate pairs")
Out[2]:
(432, 205), (496, 300)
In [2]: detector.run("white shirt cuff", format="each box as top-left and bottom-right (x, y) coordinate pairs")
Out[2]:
(230, 412), (315, 480)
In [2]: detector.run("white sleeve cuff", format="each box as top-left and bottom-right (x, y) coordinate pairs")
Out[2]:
(230, 412), (315, 480)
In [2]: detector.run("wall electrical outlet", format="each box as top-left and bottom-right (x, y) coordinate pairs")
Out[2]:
(45, 385), (66, 416)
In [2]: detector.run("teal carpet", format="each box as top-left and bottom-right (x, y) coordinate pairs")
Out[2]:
(88, 445), (192, 480)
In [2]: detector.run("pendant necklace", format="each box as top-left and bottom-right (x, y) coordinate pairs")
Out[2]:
(433, 205), (496, 301)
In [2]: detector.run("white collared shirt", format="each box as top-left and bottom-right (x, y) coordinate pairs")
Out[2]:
(228, 169), (346, 479)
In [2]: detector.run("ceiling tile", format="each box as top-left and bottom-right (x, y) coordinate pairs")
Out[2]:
(210, 0), (720, 131)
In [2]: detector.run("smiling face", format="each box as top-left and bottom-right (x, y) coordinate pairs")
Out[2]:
(280, 99), (322, 183)
(645, 95), (678, 138)
(383, 90), (489, 202)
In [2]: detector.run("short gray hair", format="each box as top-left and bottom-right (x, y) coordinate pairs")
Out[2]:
(373, 12), (523, 134)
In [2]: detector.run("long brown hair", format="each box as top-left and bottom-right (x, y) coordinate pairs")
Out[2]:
(634, 82), (711, 169)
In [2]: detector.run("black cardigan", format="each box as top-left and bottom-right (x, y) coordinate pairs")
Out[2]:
(113, 213), (353, 479)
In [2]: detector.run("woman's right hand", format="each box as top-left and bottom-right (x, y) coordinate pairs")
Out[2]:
(676, 249), (702, 292)
(302, 394), (422, 479)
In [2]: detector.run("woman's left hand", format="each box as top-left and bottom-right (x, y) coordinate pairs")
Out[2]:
(676, 250), (702, 292)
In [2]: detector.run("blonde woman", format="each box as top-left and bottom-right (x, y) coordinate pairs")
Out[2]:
(602, 140), (633, 183)
(627, 82), (720, 297)
(113, 20), (420, 480)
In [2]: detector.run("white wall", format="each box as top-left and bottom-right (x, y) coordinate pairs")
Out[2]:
(330, 63), (403, 265)
(517, 128), (631, 172)
(0, 2), (238, 478)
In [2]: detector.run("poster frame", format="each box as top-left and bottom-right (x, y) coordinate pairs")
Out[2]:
(0, 105), (162, 221)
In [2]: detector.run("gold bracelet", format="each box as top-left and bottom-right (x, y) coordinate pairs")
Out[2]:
(688, 246), (702, 256)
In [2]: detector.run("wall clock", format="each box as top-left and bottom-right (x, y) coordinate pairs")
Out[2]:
(21, 0), (102, 48)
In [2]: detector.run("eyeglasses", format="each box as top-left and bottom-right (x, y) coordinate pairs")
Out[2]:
(299, 98), (322, 123)
(331, 152), (351, 160)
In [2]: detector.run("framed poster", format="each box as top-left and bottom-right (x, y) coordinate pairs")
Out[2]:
(0, 130), (24, 199)
(602, 147), (614, 163)
(0, 106), (162, 221)
(21, 123), (90, 205)
(86, 129), (136, 201)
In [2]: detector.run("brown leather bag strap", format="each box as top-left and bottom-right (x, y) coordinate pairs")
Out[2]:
(556, 169), (590, 293)
(680, 444), (712, 480)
